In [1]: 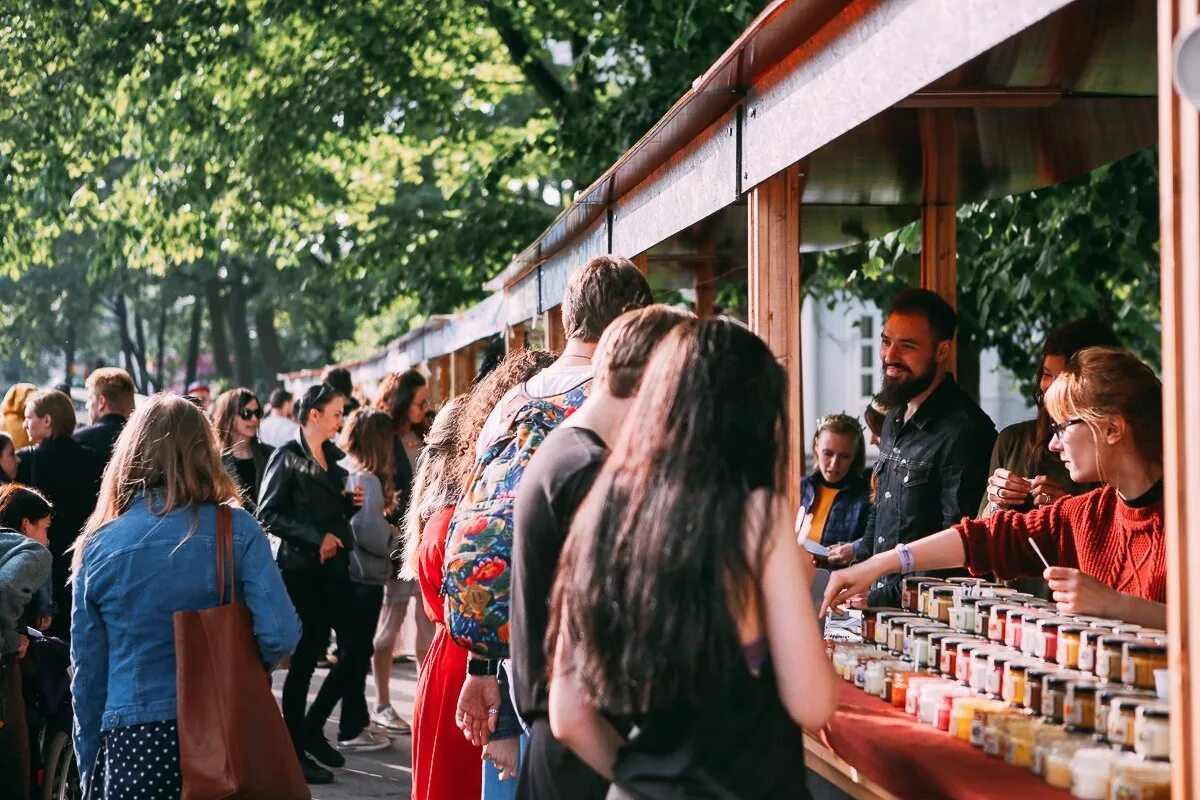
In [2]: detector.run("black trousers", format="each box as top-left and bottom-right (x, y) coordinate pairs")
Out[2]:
(306, 582), (384, 741)
(516, 718), (609, 800)
(280, 569), (353, 755)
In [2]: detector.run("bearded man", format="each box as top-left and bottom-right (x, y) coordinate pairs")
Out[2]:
(853, 288), (997, 606)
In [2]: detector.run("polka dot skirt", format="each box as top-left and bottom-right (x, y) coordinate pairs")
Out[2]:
(86, 720), (181, 800)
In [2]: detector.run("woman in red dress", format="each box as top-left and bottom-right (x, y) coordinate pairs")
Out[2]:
(824, 347), (1167, 629)
(406, 349), (556, 800)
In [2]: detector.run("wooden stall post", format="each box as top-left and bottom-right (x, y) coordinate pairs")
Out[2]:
(748, 163), (804, 511)
(693, 256), (717, 318)
(919, 108), (960, 372)
(1158, 2), (1200, 796)
(429, 355), (451, 406)
(547, 306), (567, 353)
(631, 252), (649, 275)
(450, 344), (476, 397)
(506, 322), (527, 354)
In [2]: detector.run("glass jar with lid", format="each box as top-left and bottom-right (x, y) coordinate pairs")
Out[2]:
(900, 576), (926, 612)
(953, 640), (988, 684)
(948, 595), (978, 633)
(1095, 687), (1156, 743)
(917, 580), (951, 616)
(1095, 634), (1141, 683)
(1056, 625), (1092, 669)
(1110, 753), (1170, 799)
(1077, 626), (1108, 673)
(974, 598), (1004, 638)
(1005, 718), (1040, 768)
(1023, 666), (1056, 716)
(1109, 696), (1160, 750)
(1063, 679), (1099, 733)
(1042, 672), (1075, 724)
(1134, 703), (1170, 762)
(874, 611), (917, 645)
(1122, 641), (1168, 690)
(928, 586), (957, 624)
(988, 604), (1019, 643)
(1069, 747), (1116, 800)
(1031, 726), (1067, 777)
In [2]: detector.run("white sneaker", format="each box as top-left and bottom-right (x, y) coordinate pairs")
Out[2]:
(370, 705), (412, 735)
(335, 729), (391, 752)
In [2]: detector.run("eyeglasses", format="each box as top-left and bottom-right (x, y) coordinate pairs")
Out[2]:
(238, 407), (263, 421)
(1049, 418), (1084, 440)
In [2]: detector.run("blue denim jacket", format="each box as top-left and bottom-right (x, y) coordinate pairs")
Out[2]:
(71, 500), (301, 784)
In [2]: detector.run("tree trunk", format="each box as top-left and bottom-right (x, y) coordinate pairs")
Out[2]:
(132, 302), (152, 392)
(185, 295), (203, 388)
(62, 317), (77, 388)
(226, 276), (256, 389)
(155, 295), (168, 391)
(205, 280), (233, 381)
(254, 304), (285, 389)
(112, 295), (140, 390)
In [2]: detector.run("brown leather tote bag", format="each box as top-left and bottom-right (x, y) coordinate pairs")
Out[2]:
(175, 504), (309, 799)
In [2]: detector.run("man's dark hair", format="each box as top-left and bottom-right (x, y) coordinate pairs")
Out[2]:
(322, 366), (354, 398)
(268, 387), (294, 409)
(562, 255), (654, 342)
(887, 287), (957, 343)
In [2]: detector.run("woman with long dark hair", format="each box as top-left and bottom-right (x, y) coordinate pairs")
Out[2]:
(369, 369), (430, 733)
(211, 387), (274, 514)
(547, 319), (838, 797)
(258, 383), (363, 784)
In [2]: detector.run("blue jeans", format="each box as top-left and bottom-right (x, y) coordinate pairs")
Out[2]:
(482, 733), (528, 800)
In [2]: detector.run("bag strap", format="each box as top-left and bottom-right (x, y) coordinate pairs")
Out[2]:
(215, 504), (236, 605)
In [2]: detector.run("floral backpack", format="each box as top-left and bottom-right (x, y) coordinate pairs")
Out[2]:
(442, 378), (591, 658)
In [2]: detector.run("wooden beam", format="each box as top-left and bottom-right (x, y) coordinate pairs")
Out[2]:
(896, 86), (1063, 109)
(631, 252), (648, 275)
(1158, 2), (1200, 798)
(748, 162), (804, 511)
(919, 107), (959, 370)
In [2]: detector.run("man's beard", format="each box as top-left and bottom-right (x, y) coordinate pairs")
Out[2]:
(877, 361), (937, 407)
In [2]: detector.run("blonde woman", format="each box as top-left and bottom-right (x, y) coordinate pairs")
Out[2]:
(70, 393), (300, 799)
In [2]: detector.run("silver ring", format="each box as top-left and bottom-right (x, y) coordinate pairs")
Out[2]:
(487, 708), (499, 716)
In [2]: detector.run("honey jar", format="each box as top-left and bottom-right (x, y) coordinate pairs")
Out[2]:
(1055, 625), (1089, 669)
(1095, 634), (1140, 683)
(1063, 679), (1099, 732)
(1122, 641), (1167, 691)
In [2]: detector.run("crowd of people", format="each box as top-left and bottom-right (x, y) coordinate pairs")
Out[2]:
(0, 253), (1170, 800)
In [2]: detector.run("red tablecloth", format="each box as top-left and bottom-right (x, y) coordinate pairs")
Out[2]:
(819, 682), (1073, 800)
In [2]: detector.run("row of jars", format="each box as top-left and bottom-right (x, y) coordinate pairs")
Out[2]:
(828, 641), (1171, 797)
(875, 577), (1168, 691)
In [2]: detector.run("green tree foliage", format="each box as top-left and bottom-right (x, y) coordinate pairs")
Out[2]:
(805, 148), (1161, 390)
(0, 1), (760, 389)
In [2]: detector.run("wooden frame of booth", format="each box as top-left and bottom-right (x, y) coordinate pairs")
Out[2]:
(279, 2), (1198, 794)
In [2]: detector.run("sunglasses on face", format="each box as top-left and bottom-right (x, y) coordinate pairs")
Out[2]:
(238, 407), (263, 421)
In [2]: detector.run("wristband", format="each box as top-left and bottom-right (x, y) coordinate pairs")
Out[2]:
(896, 542), (915, 575)
(467, 657), (500, 676)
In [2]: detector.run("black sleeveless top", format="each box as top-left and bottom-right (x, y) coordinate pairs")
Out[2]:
(609, 657), (810, 800)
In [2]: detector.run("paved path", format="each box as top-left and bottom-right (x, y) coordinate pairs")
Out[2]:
(272, 658), (418, 799)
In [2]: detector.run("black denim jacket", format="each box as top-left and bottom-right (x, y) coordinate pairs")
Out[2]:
(855, 375), (997, 606)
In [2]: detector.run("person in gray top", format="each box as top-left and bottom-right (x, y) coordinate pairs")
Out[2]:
(0, 484), (53, 800)
(305, 408), (399, 755)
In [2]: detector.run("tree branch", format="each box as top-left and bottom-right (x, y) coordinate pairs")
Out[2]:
(483, 1), (570, 119)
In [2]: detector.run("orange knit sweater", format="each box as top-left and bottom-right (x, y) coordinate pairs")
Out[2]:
(955, 484), (1167, 603)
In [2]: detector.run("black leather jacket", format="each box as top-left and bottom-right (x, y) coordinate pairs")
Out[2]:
(221, 439), (274, 514)
(858, 375), (997, 606)
(257, 433), (356, 576)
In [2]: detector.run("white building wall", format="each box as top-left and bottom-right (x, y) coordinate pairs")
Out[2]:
(801, 297), (1035, 468)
